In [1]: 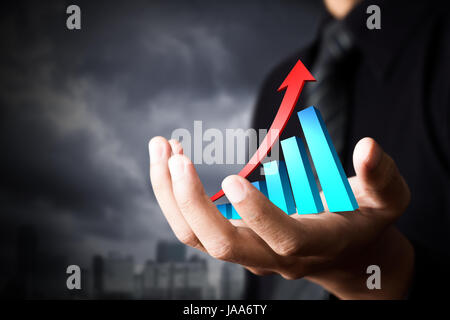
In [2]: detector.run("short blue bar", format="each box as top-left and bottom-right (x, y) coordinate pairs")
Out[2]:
(230, 204), (241, 219)
(229, 180), (268, 220)
(217, 203), (231, 219)
(298, 106), (358, 212)
(281, 136), (324, 214)
(263, 161), (296, 214)
(252, 180), (268, 197)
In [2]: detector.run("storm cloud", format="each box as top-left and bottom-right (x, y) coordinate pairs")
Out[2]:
(0, 0), (323, 295)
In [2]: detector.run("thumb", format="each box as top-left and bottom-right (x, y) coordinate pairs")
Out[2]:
(352, 137), (410, 213)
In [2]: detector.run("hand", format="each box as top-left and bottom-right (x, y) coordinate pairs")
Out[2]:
(149, 136), (414, 299)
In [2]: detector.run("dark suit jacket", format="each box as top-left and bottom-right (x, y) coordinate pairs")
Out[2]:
(246, 0), (450, 299)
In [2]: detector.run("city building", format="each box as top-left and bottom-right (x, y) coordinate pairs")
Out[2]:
(90, 241), (216, 300)
(221, 262), (245, 299)
(102, 252), (135, 299)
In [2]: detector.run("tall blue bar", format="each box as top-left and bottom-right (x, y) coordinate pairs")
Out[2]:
(298, 106), (358, 212)
(263, 161), (296, 214)
(281, 136), (324, 214)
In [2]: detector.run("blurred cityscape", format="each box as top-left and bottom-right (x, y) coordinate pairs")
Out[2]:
(1, 225), (245, 299)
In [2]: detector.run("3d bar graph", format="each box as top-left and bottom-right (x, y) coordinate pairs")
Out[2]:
(281, 136), (323, 214)
(263, 161), (296, 215)
(230, 203), (241, 220)
(216, 106), (358, 219)
(217, 203), (232, 219)
(298, 107), (358, 212)
(221, 181), (269, 219)
(252, 180), (268, 197)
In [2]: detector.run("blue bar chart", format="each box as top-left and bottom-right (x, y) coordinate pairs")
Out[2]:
(281, 136), (323, 214)
(298, 107), (358, 212)
(217, 203), (232, 219)
(219, 181), (270, 219)
(263, 161), (297, 215)
(216, 106), (358, 219)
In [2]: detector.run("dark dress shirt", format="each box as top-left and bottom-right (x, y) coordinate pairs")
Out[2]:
(246, 0), (450, 299)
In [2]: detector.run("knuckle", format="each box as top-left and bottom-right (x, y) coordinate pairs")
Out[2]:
(274, 241), (301, 257)
(245, 211), (266, 226)
(176, 196), (196, 212)
(248, 268), (273, 276)
(251, 270), (266, 276)
(175, 186), (206, 214)
(207, 240), (235, 261)
(176, 231), (200, 248)
(280, 270), (304, 280)
(280, 273), (296, 280)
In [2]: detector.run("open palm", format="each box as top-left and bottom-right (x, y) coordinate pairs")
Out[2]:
(149, 136), (413, 299)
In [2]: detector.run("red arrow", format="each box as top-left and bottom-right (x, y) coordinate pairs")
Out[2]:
(211, 59), (315, 201)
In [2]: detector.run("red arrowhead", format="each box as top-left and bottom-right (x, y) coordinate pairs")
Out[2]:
(278, 59), (315, 91)
(211, 59), (315, 202)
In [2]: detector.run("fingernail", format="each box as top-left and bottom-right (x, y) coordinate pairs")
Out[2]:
(222, 176), (246, 203)
(149, 138), (164, 164)
(168, 155), (187, 180)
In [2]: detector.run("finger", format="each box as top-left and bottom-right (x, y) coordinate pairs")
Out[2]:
(352, 137), (410, 213)
(168, 154), (282, 267)
(169, 139), (183, 155)
(223, 175), (382, 259)
(288, 138), (413, 257)
(149, 137), (205, 251)
(222, 175), (306, 257)
(223, 138), (412, 260)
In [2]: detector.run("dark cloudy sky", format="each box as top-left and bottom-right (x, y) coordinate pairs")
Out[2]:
(0, 0), (324, 296)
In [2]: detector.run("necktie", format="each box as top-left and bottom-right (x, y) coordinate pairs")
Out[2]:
(264, 20), (358, 302)
(262, 21), (353, 299)
(303, 19), (356, 156)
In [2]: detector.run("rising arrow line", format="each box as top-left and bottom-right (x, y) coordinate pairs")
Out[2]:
(210, 59), (315, 201)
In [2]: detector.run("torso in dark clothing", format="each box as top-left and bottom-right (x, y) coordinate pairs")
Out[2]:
(248, 0), (450, 299)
